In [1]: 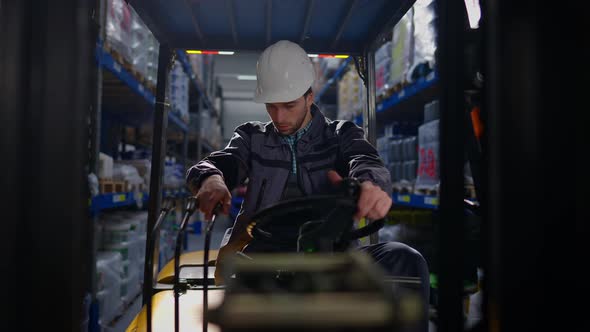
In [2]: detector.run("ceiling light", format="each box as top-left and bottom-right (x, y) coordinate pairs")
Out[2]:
(237, 75), (257, 81)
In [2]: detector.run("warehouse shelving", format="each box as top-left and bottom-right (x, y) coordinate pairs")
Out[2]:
(90, 188), (189, 216)
(392, 193), (439, 210)
(314, 57), (353, 104)
(95, 40), (189, 133)
(354, 70), (439, 125)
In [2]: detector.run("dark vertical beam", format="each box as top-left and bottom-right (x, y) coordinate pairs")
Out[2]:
(183, 132), (189, 170)
(436, 1), (465, 331)
(196, 98), (204, 162)
(299, 0), (315, 44)
(182, 0), (205, 44)
(143, 44), (173, 310)
(89, 1), (107, 330)
(362, 49), (379, 245)
(483, 1), (579, 331)
(331, 0), (357, 50)
(226, 0), (238, 47)
(0, 1), (28, 330)
(89, 0), (106, 175)
(1, 0), (92, 330)
(363, 51), (377, 148)
(266, 0), (273, 45)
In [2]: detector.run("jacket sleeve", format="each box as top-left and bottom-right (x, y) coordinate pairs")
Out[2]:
(186, 123), (252, 192)
(337, 121), (392, 193)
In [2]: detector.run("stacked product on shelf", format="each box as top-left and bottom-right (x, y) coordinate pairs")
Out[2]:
(168, 60), (190, 124)
(196, 110), (223, 150)
(105, 0), (132, 64)
(95, 251), (124, 328)
(375, 40), (392, 97)
(117, 158), (151, 192)
(371, 0), (437, 103)
(105, 0), (159, 88)
(311, 57), (342, 94)
(336, 62), (364, 121)
(112, 161), (145, 193)
(96, 211), (148, 326)
(376, 123), (419, 193)
(414, 100), (440, 195)
(389, 7), (414, 91)
(129, 5), (159, 88)
(163, 157), (186, 190)
(411, 0), (437, 82)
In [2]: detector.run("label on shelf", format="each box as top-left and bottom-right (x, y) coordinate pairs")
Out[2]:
(398, 89), (406, 98)
(112, 194), (126, 203)
(424, 196), (438, 206)
(397, 194), (411, 203)
(113, 62), (121, 73)
(426, 71), (435, 81)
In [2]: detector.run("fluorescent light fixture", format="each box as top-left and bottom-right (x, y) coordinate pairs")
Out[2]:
(464, 0), (481, 29)
(308, 54), (319, 58)
(218, 51), (235, 55)
(237, 75), (257, 80)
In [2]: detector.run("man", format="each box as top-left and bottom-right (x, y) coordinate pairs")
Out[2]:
(187, 40), (429, 331)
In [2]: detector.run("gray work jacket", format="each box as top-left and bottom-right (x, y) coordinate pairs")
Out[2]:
(186, 105), (391, 222)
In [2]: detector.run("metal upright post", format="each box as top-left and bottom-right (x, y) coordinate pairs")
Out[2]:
(183, 131), (189, 170)
(1, 0), (92, 330)
(362, 49), (379, 245)
(89, 1), (106, 331)
(143, 44), (173, 307)
(436, 1), (465, 331)
(196, 98), (203, 162)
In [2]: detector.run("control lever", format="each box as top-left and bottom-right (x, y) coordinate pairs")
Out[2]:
(174, 197), (199, 332)
(203, 203), (222, 332)
(146, 197), (176, 332)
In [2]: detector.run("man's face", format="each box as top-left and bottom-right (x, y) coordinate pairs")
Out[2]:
(265, 91), (314, 136)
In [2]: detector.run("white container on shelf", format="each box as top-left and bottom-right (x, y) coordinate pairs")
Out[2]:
(101, 219), (136, 247)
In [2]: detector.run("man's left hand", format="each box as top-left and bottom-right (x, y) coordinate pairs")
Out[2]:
(327, 170), (392, 221)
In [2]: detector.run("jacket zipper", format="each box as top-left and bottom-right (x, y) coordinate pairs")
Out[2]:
(255, 179), (267, 211)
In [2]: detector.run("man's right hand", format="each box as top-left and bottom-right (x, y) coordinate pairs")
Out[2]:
(195, 174), (232, 221)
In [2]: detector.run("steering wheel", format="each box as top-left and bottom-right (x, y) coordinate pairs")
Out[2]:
(245, 178), (386, 253)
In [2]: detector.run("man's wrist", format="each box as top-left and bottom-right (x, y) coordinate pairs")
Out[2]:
(188, 173), (224, 193)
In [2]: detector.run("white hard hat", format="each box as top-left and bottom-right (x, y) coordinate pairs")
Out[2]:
(254, 40), (315, 103)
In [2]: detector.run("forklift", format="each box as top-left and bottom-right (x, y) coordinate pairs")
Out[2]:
(117, 1), (484, 331)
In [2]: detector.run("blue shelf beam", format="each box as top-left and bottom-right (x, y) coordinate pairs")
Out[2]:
(91, 189), (189, 215)
(96, 44), (156, 104)
(355, 71), (438, 125)
(392, 193), (439, 210)
(90, 192), (149, 215)
(95, 42), (188, 133)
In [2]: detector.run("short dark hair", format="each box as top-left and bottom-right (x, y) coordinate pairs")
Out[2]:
(304, 87), (313, 97)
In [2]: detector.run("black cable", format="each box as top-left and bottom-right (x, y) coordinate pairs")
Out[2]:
(353, 56), (367, 86)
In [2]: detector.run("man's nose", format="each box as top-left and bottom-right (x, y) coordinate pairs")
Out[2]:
(274, 109), (285, 123)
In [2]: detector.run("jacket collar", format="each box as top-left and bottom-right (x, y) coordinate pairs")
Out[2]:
(264, 103), (325, 147)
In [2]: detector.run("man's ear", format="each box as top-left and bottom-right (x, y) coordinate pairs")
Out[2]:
(306, 90), (314, 106)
